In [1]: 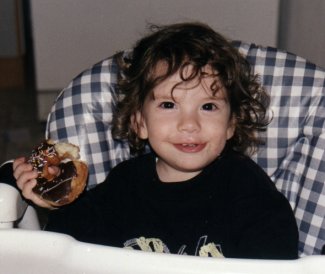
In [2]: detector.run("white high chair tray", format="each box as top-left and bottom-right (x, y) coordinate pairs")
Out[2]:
(0, 229), (324, 274)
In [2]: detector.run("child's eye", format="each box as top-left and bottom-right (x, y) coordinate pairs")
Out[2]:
(159, 101), (175, 109)
(201, 103), (217, 111)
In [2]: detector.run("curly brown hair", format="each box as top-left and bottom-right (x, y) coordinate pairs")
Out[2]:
(112, 22), (270, 156)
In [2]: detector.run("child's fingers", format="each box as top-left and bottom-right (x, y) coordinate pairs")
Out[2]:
(20, 179), (55, 209)
(31, 195), (55, 209)
(15, 168), (38, 190)
(48, 165), (60, 176)
(13, 157), (32, 180)
(20, 178), (37, 198)
(12, 157), (55, 209)
(13, 159), (34, 181)
(12, 156), (26, 171)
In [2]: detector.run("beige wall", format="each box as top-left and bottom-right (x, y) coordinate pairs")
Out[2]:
(30, 0), (280, 91)
(29, 0), (325, 120)
(278, 0), (325, 68)
(30, 0), (282, 119)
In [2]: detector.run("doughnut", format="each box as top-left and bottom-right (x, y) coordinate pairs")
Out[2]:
(28, 139), (88, 207)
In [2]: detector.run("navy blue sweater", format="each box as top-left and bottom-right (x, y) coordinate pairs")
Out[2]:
(46, 151), (298, 259)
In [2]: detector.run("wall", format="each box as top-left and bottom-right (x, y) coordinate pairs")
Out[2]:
(30, 0), (280, 119)
(278, 0), (325, 68)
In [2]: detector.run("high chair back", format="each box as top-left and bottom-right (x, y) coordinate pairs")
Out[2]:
(45, 41), (325, 256)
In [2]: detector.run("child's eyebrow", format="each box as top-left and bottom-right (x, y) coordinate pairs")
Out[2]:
(202, 89), (228, 100)
(206, 94), (225, 99)
(209, 95), (228, 102)
(151, 92), (174, 100)
(206, 97), (229, 106)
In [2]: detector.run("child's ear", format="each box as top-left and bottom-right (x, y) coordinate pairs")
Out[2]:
(132, 111), (148, 139)
(226, 115), (236, 140)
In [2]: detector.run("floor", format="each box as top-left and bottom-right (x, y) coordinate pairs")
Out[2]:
(0, 89), (45, 165)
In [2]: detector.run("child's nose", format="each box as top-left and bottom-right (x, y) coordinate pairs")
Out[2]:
(177, 112), (200, 133)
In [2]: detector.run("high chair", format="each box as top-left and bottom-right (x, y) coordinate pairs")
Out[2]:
(0, 41), (325, 267)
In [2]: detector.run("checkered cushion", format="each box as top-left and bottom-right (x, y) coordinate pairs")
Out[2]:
(233, 41), (325, 257)
(46, 53), (131, 187)
(46, 41), (325, 256)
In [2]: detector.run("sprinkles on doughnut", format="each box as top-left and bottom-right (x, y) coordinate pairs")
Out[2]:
(29, 139), (88, 207)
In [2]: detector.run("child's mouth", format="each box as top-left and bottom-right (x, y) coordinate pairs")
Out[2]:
(174, 143), (206, 153)
(182, 144), (196, 147)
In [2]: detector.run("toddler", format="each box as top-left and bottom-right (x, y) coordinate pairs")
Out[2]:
(14, 22), (298, 259)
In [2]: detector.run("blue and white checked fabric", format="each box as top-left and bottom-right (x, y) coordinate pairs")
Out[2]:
(46, 53), (131, 187)
(46, 41), (325, 256)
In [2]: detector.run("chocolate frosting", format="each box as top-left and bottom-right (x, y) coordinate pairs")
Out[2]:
(32, 161), (77, 204)
(29, 141), (57, 175)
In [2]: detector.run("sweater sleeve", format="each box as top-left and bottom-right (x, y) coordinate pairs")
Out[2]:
(45, 162), (128, 246)
(228, 159), (299, 259)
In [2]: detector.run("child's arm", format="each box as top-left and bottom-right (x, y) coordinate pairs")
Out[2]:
(228, 159), (299, 259)
(13, 157), (57, 209)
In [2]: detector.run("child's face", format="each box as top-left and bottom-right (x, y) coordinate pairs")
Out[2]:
(134, 65), (235, 182)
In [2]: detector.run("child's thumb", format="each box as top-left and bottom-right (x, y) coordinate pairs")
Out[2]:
(48, 166), (60, 176)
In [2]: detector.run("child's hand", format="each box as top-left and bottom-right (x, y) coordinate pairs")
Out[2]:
(13, 157), (57, 209)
